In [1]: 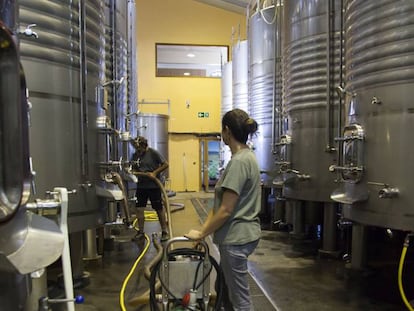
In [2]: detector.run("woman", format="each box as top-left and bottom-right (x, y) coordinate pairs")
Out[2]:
(186, 108), (261, 310)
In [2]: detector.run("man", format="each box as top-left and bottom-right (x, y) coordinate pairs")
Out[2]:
(131, 136), (170, 241)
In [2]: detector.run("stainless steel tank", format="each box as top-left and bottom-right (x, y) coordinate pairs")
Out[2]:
(0, 19), (31, 310)
(221, 61), (232, 168)
(19, 0), (106, 232)
(221, 61), (233, 116)
(331, 0), (414, 231)
(282, 0), (342, 202)
(0, 17), (64, 311)
(248, 3), (282, 186)
(135, 113), (169, 162)
(232, 40), (249, 112)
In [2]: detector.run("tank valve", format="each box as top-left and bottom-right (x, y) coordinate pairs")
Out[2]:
(371, 96), (382, 105)
(20, 24), (38, 38)
(378, 187), (399, 199)
(297, 173), (311, 181)
(38, 295), (84, 311)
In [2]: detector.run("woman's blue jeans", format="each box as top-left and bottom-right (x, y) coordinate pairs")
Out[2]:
(218, 239), (259, 311)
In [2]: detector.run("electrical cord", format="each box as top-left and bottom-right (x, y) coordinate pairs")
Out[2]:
(398, 233), (414, 311)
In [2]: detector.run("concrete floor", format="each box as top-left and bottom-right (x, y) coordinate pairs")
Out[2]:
(61, 191), (410, 311)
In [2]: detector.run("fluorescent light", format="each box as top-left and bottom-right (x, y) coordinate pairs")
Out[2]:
(187, 53), (195, 58)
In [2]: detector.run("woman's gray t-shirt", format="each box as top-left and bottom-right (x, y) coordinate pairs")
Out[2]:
(212, 148), (261, 245)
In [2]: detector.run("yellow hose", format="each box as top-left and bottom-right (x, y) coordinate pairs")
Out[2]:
(119, 233), (151, 311)
(398, 237), (414, 311)
(119, 171), (173, 310)
(144, 210), (159, 222)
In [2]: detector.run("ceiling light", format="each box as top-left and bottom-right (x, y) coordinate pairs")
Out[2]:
(187, 53), (195, 58)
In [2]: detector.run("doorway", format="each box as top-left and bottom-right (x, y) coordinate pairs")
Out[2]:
(200, 138), (221, 192)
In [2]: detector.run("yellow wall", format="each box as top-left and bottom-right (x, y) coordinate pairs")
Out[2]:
(136, 0), (246, 191)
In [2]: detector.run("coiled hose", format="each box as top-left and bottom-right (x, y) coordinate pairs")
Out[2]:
(398, 233), (414, 311)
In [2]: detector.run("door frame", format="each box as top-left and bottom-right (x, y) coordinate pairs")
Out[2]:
(199, 136), (221, 192)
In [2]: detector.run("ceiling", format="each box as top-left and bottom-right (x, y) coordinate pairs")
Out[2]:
(193, 0), (251, 14)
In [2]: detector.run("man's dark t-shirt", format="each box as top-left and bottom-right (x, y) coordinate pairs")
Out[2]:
(132, 147), (166, 188)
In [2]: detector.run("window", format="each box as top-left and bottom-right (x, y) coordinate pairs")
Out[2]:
(156, 43), (229, 78)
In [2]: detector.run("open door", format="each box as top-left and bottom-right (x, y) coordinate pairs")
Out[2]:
(200, 138), (220, 192)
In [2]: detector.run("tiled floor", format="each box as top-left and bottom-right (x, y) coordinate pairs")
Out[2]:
(62, 191), (411, 311)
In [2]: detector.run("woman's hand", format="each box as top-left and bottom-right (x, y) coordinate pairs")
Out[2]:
(184, 229), (203, 240)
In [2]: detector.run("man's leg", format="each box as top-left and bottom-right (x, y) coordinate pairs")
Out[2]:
(149, 188), (169, 240)
(156, 208), (168, 233)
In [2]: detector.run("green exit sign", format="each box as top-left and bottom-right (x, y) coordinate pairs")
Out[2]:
(198, 112), (209, 118)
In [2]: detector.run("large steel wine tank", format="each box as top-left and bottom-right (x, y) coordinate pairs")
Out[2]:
(282, 0), (342, 202)
(221, 61), (233, 116)
(332, 0), (414, 231)
(136, 114), (169, 162)
(18, 0), (106, 232)
(248, 5), (281, 186)
(221, 61), (232, 168)
(232, 40), (249, 112)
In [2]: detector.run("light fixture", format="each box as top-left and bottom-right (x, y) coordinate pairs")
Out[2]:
(187, 52), (195, 58)
(183, 72), (191, 76)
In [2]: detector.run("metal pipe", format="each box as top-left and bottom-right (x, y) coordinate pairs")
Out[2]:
(275, 0), (283, 153)
(334, 0), (346, 178)
(325, 0), (334, 151)
(138, 99), (171, 116)
(78, 0), (88, 177)
(109, 0), (119, 164)
(127, 0), (137, 134)
(270, 1), (277, 154)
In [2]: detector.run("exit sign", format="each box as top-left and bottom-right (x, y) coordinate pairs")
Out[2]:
(198, 112), (209, 118)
